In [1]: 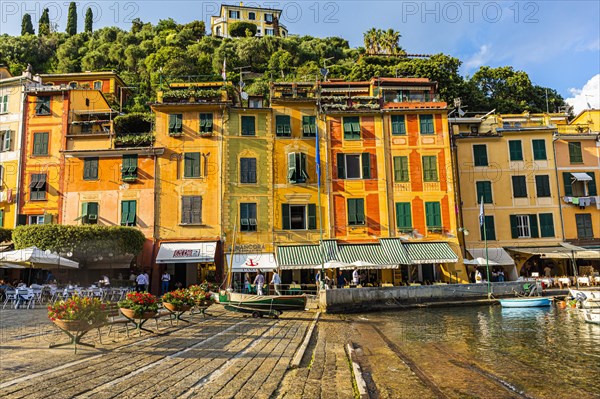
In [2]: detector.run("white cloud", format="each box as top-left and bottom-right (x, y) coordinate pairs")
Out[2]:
(463, 44), (492, 71)
(566, 74), (600, 114)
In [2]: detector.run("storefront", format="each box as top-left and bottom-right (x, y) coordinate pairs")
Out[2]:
(225, 253), (278, 292)
(467, 247), (518, 281)
(155, 241), (219, 288)
(403, 242), (459, 284)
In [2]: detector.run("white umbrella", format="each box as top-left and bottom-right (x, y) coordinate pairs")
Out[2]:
(0, 262), (26, 269)
(313, 260), (351, 269)
(0, 246), (79, 269)
(463, 257), (499, 266)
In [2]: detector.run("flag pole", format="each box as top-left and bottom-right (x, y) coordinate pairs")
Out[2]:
(316, 105), (325, 291)
(480, 196), (491, 299)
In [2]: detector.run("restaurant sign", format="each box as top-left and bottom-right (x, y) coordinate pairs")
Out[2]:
(173, 249), (201, 258)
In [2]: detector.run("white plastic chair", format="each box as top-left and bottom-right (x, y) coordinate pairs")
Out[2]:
(3, 289), (17, 309)
(15, 288), (35, 309)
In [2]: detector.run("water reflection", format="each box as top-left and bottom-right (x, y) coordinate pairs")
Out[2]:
(357, 305), (600, 398)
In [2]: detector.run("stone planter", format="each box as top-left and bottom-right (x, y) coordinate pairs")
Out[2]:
(119, 308), (157, 319)
(52, 319), (93, 332)
(163, 303), (191, 313)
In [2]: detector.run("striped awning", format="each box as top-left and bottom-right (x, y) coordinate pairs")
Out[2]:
(321, 240), (341, 261)
(404, 242), (458, 264)
(276, 245), (323, 270)
(338, 244), (396, 269)
(379, 238), (411, 265)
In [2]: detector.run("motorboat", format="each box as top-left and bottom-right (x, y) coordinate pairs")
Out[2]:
(499, 297), (553, 308)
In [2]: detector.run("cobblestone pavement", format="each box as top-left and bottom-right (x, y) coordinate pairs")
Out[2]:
(1, 306), (343, 399)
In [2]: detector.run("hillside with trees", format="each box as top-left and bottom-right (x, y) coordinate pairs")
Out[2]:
(1, 11), (567, 114)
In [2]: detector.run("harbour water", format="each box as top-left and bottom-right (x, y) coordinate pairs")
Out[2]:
(354, 305), (600, 398)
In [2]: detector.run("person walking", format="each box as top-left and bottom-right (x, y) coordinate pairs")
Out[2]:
(254, 270), (265, 295)
(352, 268), (360, 286)
(143, 271), (150, 292)
(136, 273), (146, 292)
(244, 273), (251, 293)
(161, 271), (171, 295)
(271, 270), (281, 295)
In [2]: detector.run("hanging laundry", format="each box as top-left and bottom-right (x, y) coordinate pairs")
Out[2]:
(572, 197), (580, 205)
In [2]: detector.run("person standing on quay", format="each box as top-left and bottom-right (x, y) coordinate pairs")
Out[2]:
(161, 271), (171, 295)
(271, 270), (281, 295)
(136, 273), (146, 292)
(254, 270), (265, 295)
(352, 268), (360, 286)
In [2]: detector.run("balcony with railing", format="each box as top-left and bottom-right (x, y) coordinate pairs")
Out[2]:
(68, 109), (116, 136)
(270, 83), (316, 101)
(156, 82), (233, 104)
(320, 95), (381, 112)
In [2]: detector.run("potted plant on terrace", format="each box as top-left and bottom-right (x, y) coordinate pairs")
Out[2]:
(162, 288), (195, 313)
(118, 292), (159, 319)
(188, 284), (215, 317)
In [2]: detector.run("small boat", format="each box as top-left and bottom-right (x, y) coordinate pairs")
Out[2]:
(218, 292), (308, 318)
(582, 309), (600, 325)
(568, 289), (600, 309)
(499, 297), (553, 308)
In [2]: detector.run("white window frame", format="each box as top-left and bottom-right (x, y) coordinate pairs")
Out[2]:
(29, 215), (45, 225)
(0, 94), (8, 114)
(264, 13), (273, 22)
(228, 10), (239, 19)
(0, 130), (11, 152)
(344, 154), (362, 179)
(516, 215), (531, 238)
(265, 28), (274, 36)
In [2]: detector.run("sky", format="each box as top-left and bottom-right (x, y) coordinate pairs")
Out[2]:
(1, 1), (599, 112)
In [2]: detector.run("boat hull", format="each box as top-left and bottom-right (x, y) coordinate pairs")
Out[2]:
(499, 297), (552, 308)
(582, 310), (600, 324)
(223, 292), (307, 310)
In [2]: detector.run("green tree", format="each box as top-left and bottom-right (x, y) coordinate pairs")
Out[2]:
(85, 8), (93, 33)
(229, 22), (257, 37)
(21, 14), (34, 35)
(66, 2), (77, 36)
(39, 8), (51, 36)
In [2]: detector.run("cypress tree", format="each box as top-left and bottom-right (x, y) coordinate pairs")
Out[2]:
(39, 8), (50, 36)
(66, 2), (77, 36)
(21, 13), (34, 35)
(84, 8), (93, 33)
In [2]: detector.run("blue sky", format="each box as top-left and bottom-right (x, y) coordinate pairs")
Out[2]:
(2, 1), (599, 106)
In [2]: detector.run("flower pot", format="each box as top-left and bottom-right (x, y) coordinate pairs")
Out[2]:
(119, 308), (157, 319)
(163, 303), (191, 313)
(53, 319), (92, 332)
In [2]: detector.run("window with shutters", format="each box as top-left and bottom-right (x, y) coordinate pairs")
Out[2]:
(265, 13), (273, 22)
(35, 96), (51, 115)
(83, 157), (99, 180)
(248, 12), (256, 20)
(93, 81), (102, 90)
(33, 132), (49, 155)
(199, 113), (213, 134)
(564, 173), (597, 197)
(425, 202), (442, 232)
(538, 213), (555, 238)
(240, 203), (257, 231)
(121, 154), (138, 180)
(241, 116), (255, 136)
(509, 140), (523, 161)
(512, 175), (527, 198)
(29, 215), (45, 224)
(29, 174), (47, 200)
(184, 152), (201, 178)
(422, 156), (438, 182)
(347, 198), (365, 226)
(302, 116), (316, 137)
(473, 145), (488, 166)
(240, 157), (257, 183)
(281, 204), (316, 230)
(476, 181), (493, 203)
(288, 152), (308, 183)
(80, 202), (99, 224)
(576, 214), (593, 239)
(343, 117), (361, 140)
(479, 215), (496, 240)
(228, 10), (239, 18)
(0, 94), (8, 114)
(393, 156), (409, 182)
(568, 142), (583, 163)
(168, 114), (183, 135)
(535, 175), (551, 197)
(532, 139), (547, 160)
(391, 115), (406, 135)
(120, 200), (137, 226)
(0, 130), (12, 152)
(395, 202), (412, 232)
(337, 153), (372, 179)
(419, 115), (435, 134)
(181, 196), (202, 225)
(514, 215), (531, 238)
(276, 115), (291, 137)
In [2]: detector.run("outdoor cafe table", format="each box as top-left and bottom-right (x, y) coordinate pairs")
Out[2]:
(557, 277), (571, 288)
(576, 276), (591, 286)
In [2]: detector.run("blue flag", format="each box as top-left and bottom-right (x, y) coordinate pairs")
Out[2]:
(315, 117), (321, 187)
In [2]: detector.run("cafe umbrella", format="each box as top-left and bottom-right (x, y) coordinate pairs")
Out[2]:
(0, 246), (78, 284)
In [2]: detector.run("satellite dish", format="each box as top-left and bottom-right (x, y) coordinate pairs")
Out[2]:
(241, 92), (249, 100)
(320, 68), (329, 77)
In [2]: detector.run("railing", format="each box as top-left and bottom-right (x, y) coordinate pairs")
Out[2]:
(423, 182), (440, 191)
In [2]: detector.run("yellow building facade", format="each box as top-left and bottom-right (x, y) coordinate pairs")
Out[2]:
(211, 4), (288, 38)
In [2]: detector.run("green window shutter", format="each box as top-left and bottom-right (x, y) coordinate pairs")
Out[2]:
(420, 115), (434, 134)
(569, 142), (583, 163)
(181, 197), (191, 224)
(184, 153), (193, 177)
(128, 201), (137, 224)
(391, 115), (406, 135)
(83, 158), (98, 180)
(539, 213), (554, 238)
(241, 116), (255, 135)
(473, 145), (488, 166)
(33, 133), (49, 155)
(532, 139), (547, 160)
(192, 196), (202, 224)
(121, 201), (129, 225)
(300, 153), (308, 182)
(510, 215), (519, 238)
(423, 156), (438, 182)
(347, 199), (357, 225)
(17, 214), (27, 226)
(308, 204), (317, 229)
(563, 172), (573, 196)
(81, 202), (89, 223)
(344, 117), (360, 139)
(302, 116), (316, 136)
(512, 176), (527, 198)
(288, 152), (297, 183)
(276, 115), (291, 136)
(122, 155), (138, 179)
(480, 216), (496, 240)
(282, 204), (290, 229)
(200, 113), (213, 133)
(476, 181), (493, 203)
(88, 202), (98, 222)
(395, 202), (411, 229)
(3, 130), (11, 151)
(535, 175), (551, 197)
(0, 209), (3, 227)
(529, 214), (539, 238)
(587, 172), (597, 196)
(509, 140), (523, 161)
(361, 153), (371, 179)
(425, 202), (441, 228)
(356, 199), (365, 224)
(393, 157), (402, 182)
(337, 153), (346, 179)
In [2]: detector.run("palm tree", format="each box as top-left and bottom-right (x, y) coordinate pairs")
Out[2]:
(363, 28), (378, 55)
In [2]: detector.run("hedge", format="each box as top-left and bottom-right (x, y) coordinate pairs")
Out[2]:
(229, 22), (257, 37)
(12, 225), (146, 261)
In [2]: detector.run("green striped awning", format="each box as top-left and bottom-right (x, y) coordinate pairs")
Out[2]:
(379, 238), (411, 265)
(321, 240), (341, 261)
(404, 242), (458, 264)
(276, 245), (323, 269)
(338, 244), (396, 268)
